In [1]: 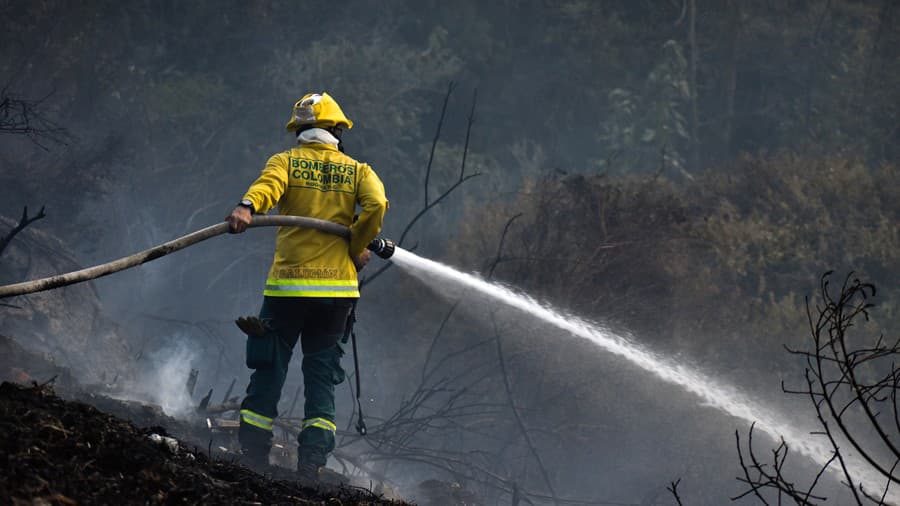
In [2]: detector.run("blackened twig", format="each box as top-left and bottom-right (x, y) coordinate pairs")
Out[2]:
(0, 205), (46, 259)
(666, 478), (684, 506)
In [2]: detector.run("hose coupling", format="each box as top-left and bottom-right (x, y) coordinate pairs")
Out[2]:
(367, 237), (395, 259)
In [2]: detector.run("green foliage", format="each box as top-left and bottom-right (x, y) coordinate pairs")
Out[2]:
(600, 40), (691, 172)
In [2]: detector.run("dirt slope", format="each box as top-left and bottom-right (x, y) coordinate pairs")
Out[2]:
(0, 381), (405, 505)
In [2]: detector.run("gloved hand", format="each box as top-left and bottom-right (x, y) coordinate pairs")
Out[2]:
(235, 316), (272, 337)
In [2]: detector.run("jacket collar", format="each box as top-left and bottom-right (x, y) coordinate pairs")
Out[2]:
(297, 127), (340, 147)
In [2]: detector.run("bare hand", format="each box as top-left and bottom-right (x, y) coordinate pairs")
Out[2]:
(226, 206), (252, 233)
(353, 249), (371, 272)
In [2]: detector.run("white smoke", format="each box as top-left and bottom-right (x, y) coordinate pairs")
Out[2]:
(143, 340), (200, 417)
(115, 336), (201, 418)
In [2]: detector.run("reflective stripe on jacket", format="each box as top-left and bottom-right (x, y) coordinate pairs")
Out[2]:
(242, 143), (388, 298)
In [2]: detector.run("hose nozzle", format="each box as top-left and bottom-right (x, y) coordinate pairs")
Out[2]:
(367, 237), (395, 259)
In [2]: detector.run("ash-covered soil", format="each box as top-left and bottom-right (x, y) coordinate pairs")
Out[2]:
(0, 381), (405, 505)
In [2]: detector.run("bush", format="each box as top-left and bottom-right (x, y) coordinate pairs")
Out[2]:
(451, 154), (899, 382)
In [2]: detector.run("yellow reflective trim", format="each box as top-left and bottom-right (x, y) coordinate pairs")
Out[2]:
(266, 279), (358, 287)
(264, 278), (359, 297)
(240, 409), (273, 423)
(302, 417), (336, 433)
(265, 284), (356, 293)
(264, 289), (360, 298)
(240, 409), (274, 431)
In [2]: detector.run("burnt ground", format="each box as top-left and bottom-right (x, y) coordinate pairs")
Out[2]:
(0, 335), (408, 505)
(0, 381), (406, 505)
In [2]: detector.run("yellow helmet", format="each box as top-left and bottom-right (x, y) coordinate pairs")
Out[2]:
(285, 92), (353, 131)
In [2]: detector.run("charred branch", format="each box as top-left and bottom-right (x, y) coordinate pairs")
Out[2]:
(667, 478), (684, 506)
(733, 423), (832, 505)
(0, 205), (46, 260)
(362, 85), (481, 287)
(0, 88), (71, 149)
(492, 314), (558, 505)
(737, 272), (898, 504)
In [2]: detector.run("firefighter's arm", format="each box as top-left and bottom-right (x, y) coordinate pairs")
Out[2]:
(242, 153), (290, 216)
(227, 154), (289, 233)
(349, 164), (388, 258)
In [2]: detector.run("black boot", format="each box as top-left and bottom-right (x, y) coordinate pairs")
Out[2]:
(297, 461), (348, 486)
(296, 461), (320, 485)
(240, 448), (270, 473)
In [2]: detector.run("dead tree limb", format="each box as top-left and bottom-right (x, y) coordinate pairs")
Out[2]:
(424, 81), (455, 208)
(362, 85), (481, 287)
(459, 88), (477, 181)
(737, 272), (899, 504)
(485, 212), (558, 503)
(0, 87), (71, 149)
(0, 205), (46, 259)
(794, 274), (899, 485)
(733, 423), (831, 505)
(420, 300), (461, 385)
(486, 213), (522, 279)
(666, 478), (684, 506)
(491, 314), (559, 505)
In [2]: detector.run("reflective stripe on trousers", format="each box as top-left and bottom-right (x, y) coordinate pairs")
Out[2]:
(241, 409), (274, 431)
(302, 417), (337, 433)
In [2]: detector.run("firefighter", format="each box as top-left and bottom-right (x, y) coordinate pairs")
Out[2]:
(226, 92), (388, 481)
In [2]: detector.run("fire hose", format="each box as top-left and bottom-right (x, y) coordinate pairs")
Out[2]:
(0, 215), (394, 299)
(0, 215), (395, 436)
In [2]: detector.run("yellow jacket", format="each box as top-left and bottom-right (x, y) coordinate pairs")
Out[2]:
(242, 143), (388, 298)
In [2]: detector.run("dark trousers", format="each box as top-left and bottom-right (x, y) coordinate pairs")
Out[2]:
(238, 296), (353, 467)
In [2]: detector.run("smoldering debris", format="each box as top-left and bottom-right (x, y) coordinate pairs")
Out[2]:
(0, 334), (411, 503)
(101, 336), (206, 419)
(0, 381), (406, 505)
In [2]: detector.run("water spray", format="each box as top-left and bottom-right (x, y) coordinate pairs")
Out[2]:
(388, 247), (895, 499)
